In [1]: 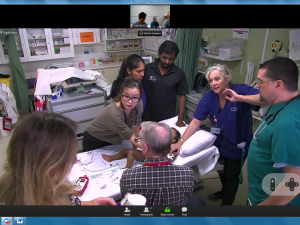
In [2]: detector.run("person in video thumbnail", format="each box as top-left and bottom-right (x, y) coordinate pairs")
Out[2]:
(162, 11), (170, 28)
(150, 17), (159, 28)
(131, 12), (147, 28)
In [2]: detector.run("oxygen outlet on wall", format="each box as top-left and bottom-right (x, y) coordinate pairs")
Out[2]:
(271, 40), (282, 53)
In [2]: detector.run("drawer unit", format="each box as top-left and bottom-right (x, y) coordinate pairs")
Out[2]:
(47, 85), (107, 151)
(52, 96), (104, 113)
(59, 104), (104, 122)
(77, 118), (94, 135)
(186, 100), (197, 111)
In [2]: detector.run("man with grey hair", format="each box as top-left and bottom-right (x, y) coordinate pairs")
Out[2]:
(162, 11), (170, 28)
(120, 121), (205, 205)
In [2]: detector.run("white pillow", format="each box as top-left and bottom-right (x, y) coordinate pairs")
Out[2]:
(159, 116), (187, 135)
(159, 116), (217, 157)
(180, 130), (216, 157)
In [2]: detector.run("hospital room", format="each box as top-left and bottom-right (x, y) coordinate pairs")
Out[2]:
(0, 28), (300, 207)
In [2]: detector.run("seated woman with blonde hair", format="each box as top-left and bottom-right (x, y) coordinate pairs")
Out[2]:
(0, 111), (116, 206)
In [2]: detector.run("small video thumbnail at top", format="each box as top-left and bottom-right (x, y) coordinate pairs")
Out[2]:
(130, 5), (170, 28)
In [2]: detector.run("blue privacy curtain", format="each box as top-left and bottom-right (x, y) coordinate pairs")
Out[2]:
(3, 28), (29, 110)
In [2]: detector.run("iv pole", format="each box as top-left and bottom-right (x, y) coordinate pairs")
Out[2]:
(250, 28), (270, 87)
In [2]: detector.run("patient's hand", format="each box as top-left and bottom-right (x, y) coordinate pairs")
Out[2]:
(176, 120), (186, 127)
(170, 143), (180, 156)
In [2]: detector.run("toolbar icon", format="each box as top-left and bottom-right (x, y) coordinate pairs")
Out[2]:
(165, 207), (170, 213)
(1, 217), (13, 225)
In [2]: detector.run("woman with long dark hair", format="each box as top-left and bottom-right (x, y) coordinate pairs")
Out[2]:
(107, 54), (147, 114)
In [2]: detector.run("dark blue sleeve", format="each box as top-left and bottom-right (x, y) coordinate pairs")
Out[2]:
(150, 22), (154, 27)
(238, 84), (260, 111)
(193, 93), (210, 121)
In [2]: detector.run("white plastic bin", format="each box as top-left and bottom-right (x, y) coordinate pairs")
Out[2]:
(219, 39), (245, 58)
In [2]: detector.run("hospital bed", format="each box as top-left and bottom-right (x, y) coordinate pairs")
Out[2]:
(68, 116), (221, 202)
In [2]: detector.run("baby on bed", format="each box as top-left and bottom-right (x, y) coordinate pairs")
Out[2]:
(102, 127), (181, 168)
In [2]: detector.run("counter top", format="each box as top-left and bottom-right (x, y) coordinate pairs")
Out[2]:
(74, 63), (122, 71)
(48, 84), (104, 105)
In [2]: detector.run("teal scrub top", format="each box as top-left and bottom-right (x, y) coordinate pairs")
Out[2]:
(248, 95), (300, 205)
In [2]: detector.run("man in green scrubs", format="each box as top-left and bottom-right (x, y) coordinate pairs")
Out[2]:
(223, 57), (300, 205)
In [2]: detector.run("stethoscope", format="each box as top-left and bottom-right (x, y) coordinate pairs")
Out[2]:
(253, 95), (299, 141)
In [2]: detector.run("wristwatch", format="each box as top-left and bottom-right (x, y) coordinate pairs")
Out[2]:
(178, 138), (184, 143)
(71, 195), (81, 206)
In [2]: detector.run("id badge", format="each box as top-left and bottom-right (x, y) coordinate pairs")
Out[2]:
(211, 127), (220, 134)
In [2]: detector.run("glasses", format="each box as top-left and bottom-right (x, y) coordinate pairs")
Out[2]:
(122, 95), (140, 103)
(255, 79), (274, 84)
(134, 137), (141, 143)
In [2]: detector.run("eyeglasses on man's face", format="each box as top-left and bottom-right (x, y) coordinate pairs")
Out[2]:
(134, 137), (141, 143)
(255, 79), (274, 84)
(122, 95), (140, 103)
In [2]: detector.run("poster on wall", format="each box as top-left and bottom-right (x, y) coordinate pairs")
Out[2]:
(289, 29), (300, 62)
(233, 28), (249, 39)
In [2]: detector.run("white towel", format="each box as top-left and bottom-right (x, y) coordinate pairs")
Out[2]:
(77, 153), (93, 165)
(173, 146), (220, 176)
(34, 67), (101, 98)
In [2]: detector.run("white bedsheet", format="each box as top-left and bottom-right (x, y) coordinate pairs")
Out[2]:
(68, 140), (219, 202)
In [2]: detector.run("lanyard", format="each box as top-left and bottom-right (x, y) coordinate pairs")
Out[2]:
(121, 103), (128, 124)
(143, 161), (171, 167)
(121, 103), (137, 125)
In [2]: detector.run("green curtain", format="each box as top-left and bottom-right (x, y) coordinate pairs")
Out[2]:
(174, 28), (203, 114)
(175, 28), (203, 90)
(3, 29), (29, 110)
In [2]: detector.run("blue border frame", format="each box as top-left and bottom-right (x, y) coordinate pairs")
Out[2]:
(0, 0), (300, 4)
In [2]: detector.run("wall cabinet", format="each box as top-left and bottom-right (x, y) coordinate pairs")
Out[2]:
(0, 28), (29, 64)
(21, 28), (75, 61)
(72, 29), (101, 45)
(102, 28), (144, 55)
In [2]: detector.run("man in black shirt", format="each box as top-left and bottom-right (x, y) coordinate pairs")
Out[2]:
(142, 40), (188, 127)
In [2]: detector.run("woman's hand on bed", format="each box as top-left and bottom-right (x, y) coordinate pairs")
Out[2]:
(176, 120), (186, 127)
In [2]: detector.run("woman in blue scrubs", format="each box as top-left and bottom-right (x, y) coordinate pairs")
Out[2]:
(171, 64), (259, 205)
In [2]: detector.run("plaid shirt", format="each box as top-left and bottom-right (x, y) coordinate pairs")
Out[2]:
(120, 157), (195, 205)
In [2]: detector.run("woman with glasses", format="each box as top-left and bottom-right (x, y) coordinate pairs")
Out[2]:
(171, 64), (260, 205)
(82, 79), (143, 152)
(106, 54), (147, 115)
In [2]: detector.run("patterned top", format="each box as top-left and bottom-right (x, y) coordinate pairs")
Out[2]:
(120, 157), (195, 205)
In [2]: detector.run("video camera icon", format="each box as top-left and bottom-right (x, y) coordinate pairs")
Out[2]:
(285, 177), (299, 192)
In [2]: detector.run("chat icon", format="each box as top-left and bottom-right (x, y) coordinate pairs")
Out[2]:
(182, 207), (187, 212)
